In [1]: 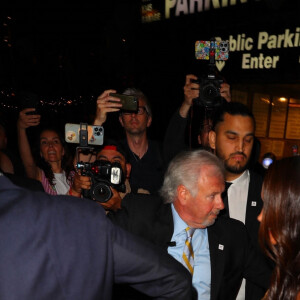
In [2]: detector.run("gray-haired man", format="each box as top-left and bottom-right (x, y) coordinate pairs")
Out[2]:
(109, 149), (271, 300)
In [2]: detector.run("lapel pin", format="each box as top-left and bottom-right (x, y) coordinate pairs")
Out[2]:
(218, 244), (224, 250)
(251, 201), (257, 206)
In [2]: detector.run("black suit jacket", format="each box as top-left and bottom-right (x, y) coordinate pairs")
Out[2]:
(109, 194), (271, 300)
(221, 171), (263, 245)
(0, 174), (195, 300)
(222, 171), (270, 300)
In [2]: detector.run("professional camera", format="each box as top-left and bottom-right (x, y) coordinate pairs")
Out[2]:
(77, 160), (126, 203)
(193, 72), (224, 108)
(194, 39), (229, 109)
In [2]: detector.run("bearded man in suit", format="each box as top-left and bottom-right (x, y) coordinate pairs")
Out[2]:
(208, 101), (269, 300)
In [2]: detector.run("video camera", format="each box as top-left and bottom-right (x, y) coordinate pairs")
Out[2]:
(193, 39), (229, 109)
(65, 123), (125, 203)
(77, 159), (125, 203)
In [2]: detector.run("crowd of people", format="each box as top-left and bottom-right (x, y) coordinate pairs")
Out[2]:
(0, 74), (299, 300)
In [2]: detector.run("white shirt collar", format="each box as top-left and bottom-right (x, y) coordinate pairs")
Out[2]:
(228, 169), (249, 185)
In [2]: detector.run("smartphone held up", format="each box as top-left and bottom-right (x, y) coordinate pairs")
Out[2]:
(109, 93), (138, 112)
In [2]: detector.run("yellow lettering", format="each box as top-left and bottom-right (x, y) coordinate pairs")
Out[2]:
(242, 53), (280, 69)
(165, 0), (177, 18)
(267, 35), (277, 49)
(257, 32), (268, 49)
(277, 34), (285, 48)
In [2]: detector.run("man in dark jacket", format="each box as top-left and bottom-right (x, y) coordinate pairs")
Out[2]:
(0, 171), (194, 300)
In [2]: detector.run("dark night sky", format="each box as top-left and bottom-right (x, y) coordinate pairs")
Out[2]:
(1, 0), (300, 142)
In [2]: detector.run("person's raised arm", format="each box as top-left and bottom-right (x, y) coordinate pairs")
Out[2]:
(180, 74), (200, 118)
(17, 108), (41, 180)
(93, 89), (122, 126)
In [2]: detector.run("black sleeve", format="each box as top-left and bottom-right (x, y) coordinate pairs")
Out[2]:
(108, 194), (162, 236)
(110, 218), (195, 299)
(163, 109), (189, 166)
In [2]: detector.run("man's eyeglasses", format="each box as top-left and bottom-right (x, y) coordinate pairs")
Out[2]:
(122, 106), (148, 115)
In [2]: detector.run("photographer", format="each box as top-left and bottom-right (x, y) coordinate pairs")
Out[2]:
(163, 74), (231, 165)
(69, 140), (133, 212)
(93, 88), (164, 195)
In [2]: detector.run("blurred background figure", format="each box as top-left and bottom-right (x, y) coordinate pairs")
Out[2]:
(258, 156), (300, 300)
(163, 74), (231, 165)
(17, 108), (74, 195)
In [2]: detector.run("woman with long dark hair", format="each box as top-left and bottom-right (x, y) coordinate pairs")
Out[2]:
(17, 108), (74, 195)
(258, 156), (300, 300)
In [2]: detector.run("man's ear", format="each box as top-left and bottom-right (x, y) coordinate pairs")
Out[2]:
(208, 130), (216, 150)
(125, 163), (131, 178)
(119, 115), (124, 127)
(146, 115), (152, 128)
(177, 184), (189, 205)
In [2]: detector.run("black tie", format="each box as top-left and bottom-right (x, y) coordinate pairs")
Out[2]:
(220, 182), (232, 218)
(222, 181), (232, 200)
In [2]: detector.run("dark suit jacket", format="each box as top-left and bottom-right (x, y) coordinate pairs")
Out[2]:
(222, 170), (270, 300)
(0, 174), (194, 300)
(109, 194), (271, 300)
(2, 171), (44, 191)
(221, 171), (263, 246)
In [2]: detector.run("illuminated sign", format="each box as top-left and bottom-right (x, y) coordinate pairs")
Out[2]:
(165, 0), (260, 19)
(139, 0), (300, 81)
(142, 0), (162, 23)
(216, 28), (300, 70)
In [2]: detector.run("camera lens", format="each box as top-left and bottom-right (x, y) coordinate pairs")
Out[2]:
(202, 83), (219, 100)
(91, 182), (112, 203)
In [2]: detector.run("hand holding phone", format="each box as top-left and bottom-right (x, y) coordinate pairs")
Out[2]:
(94, 90), (138, 126)
(109, 93), (138, 111)
(18, 108), (41, 130)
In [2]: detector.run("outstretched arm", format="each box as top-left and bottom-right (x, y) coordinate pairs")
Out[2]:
(17, 108), (41, 181)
